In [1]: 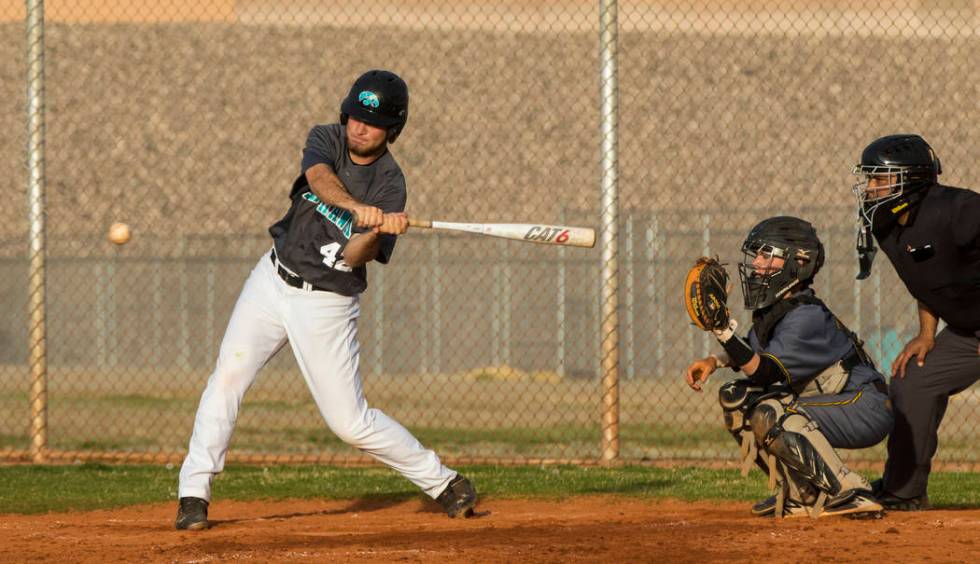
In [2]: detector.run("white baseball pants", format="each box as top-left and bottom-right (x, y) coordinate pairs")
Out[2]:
(178, 252), (456, 501)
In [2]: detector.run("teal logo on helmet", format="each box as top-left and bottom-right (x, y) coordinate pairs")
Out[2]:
(358, 91), (380, 108)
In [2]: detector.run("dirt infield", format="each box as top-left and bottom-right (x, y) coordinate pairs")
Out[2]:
(2, 497), (978, 562)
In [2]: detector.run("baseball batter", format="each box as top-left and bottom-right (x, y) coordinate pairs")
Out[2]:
(175, 70), (477, 531)
(685, 217), (893, 518)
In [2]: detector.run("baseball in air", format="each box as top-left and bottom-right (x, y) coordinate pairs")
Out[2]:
(108, 222), (131, 245)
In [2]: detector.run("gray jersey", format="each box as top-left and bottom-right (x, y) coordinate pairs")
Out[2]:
(749, 302), (884, 391)
(747, 298), (892, 450)
(269, 124), (407, 296)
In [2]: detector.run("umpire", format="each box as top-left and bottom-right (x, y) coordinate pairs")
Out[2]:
(852, 133), (980, 510)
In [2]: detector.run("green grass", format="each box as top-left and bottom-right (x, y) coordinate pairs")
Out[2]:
(2, 464), (980, 515)
(4, 372), (980, 463)
(0, 433), (27, 448)
(218, 423), (735, 459)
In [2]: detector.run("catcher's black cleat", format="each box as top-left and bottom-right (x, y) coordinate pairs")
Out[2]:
(753, 490), (883, 519)
(751, 495), (808, 518)
(820, 489), (884, 519)
(871, 479), (930, 511)
(436, 475), (477, 518)
(175, 497), (210, 530)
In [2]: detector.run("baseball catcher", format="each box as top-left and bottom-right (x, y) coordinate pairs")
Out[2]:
(683, 216), (893, 519)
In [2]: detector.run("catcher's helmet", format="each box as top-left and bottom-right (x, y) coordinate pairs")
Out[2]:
(340, 70), (409, 143)
(738, 216), (825, 310)
(852, 134), (940, 232)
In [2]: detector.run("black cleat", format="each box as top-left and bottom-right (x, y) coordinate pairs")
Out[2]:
(751, 495), (808, 518)
(871, 479), (930, 511)
(175, 497), (210, 530)
(436, 475), (478, 518)
(821, 489), (884, 519)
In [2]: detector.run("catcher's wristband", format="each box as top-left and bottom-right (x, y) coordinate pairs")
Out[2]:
(713, 320), (754, 368)
(710, 351), (732, 368)
(712, 319), (737, 343)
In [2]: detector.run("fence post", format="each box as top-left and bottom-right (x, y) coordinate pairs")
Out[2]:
(502, 240), (512, 368)
(599, 0), (620, 462)
(432, 235), (442, 374)
(624, 211), (634, 380)
(152, 255), (163, 368)
(420, 240), (430, 374)
(646, 213), (663, 369)
(873, 264), (882, 366)
(178, 236), (190, 372)
(492, 245), (501, 367)
(26, 0), (48, 463)
(206, 262), (215, 364)
(95, 262), (106, 367)
(493, 239), (512, 369)
(94, 260), (117, 368)
(557, 208), (566, 378)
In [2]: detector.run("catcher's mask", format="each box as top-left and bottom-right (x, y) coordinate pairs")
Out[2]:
(340, 69), (410, 143)
(851, 134), (940, 234)
(738, 217), (824, 310)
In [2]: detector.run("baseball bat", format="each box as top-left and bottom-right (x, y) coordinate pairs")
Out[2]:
(408, 218), (595, 248)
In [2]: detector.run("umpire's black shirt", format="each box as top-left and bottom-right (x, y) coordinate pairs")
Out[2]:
(874, 183), (980, 335)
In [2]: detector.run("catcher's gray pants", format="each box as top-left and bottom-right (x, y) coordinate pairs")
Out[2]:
(883, 326), (980, 499)
(793, 378), (893, 451)
(179, 253), (456, 502)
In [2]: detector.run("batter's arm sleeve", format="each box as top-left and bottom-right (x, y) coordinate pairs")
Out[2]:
(289, 126), (342, 200)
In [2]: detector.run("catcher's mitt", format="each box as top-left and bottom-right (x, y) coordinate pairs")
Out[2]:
(684, 256), (731, 331)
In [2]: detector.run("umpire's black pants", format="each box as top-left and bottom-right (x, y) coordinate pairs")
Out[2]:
(883, 326), (980, 499)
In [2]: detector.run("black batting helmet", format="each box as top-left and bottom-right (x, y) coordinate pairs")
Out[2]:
(340, 70), (410, 143)
(738, 216), (825, 310)
(852, 134), (941, 231)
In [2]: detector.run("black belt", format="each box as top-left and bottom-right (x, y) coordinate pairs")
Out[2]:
(839, 349), (889, 395)
(873, 379), (889, 395)
(841, 347), (874, 372)
(270, 249), (327, 292)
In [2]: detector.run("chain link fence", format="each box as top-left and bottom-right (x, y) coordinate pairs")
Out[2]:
(1, 0), (977, 467)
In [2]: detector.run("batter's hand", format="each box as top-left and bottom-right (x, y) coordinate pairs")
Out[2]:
(376, 212), (408, 235)
(351, 204), (384, 229)
(892, 335), (936, 379)
(685, 356), (718, 392)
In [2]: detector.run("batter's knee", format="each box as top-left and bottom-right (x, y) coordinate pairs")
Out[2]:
(325, 410), (376, 446)
(203, 364), (257, 403)
(210, 351), (263, 394)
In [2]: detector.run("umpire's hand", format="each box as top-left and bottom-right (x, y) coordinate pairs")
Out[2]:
(892, 334), (936, 379)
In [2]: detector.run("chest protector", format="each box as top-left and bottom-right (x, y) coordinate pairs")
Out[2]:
(752, 294), (875, 397)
